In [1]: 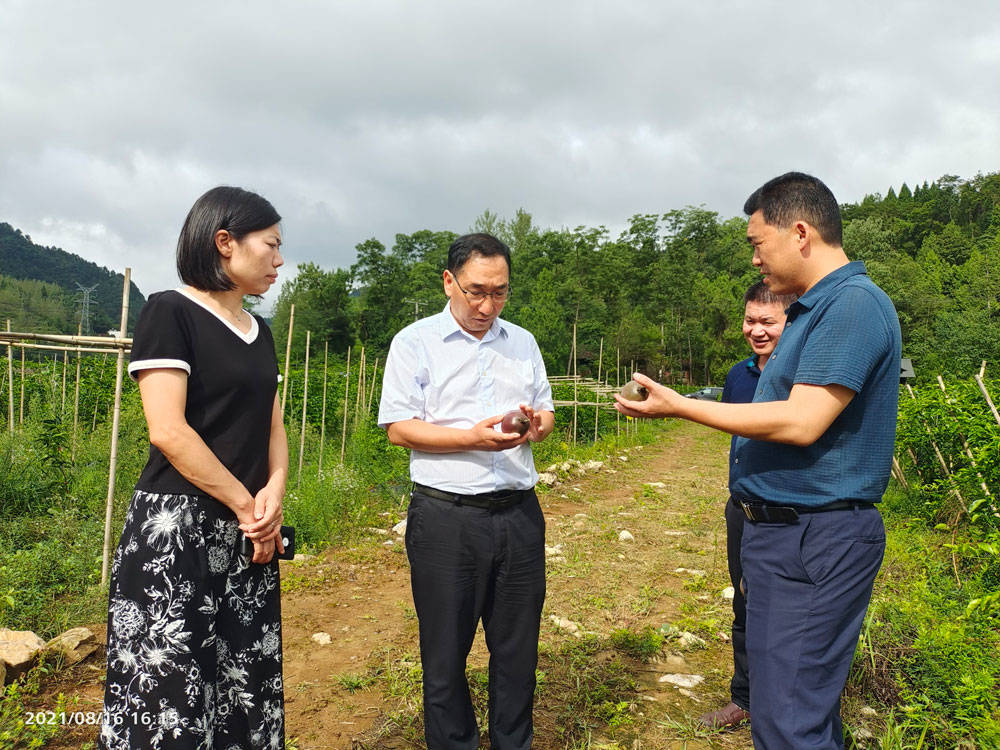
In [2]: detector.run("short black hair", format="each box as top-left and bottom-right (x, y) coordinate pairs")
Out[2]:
(447, 233), (511, 275)
(743, 280), (797, 308)
(743, 172), (842, 246)
(176, 186), (281, 291)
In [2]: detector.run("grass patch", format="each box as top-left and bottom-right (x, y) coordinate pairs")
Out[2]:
(609, 625), (665, 661)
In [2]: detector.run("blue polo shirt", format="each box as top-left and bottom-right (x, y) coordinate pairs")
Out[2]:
(731, 262), (901, 507)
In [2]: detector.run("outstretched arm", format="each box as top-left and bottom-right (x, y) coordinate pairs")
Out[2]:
(614, 373), (854, 446)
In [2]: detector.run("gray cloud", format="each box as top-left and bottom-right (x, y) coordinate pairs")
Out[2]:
(2, 0), (999, 310)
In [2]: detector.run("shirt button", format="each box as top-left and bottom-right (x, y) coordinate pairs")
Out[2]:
(771, 354), (776, 359)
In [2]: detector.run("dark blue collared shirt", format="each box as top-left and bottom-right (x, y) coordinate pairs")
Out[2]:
(722, 355), (761, 487)
(731, 262), (902, 506)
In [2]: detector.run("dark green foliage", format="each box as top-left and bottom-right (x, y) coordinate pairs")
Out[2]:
(851, 375), (1000, 745)
(271, 262), (355, 361)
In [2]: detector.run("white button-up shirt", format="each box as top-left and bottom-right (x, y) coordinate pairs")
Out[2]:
(378, 304), (554, 494)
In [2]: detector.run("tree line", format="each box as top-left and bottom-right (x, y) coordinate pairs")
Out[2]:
(273, 172), (1000, 384)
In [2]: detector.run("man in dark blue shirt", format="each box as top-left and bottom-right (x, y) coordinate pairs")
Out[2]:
(617, 173), (901, 750)
(700, 280), (796, 732)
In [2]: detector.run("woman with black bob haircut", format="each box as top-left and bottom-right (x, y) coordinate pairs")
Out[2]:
(100, 186), (288, 750)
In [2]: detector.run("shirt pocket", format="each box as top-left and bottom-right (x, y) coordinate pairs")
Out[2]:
(492, 355), (537, 412)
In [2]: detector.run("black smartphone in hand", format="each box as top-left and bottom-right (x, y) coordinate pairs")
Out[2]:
(240, 526), (295, 560)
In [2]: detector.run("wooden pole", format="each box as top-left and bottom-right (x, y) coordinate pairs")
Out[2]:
(354, 347), (366, 421)
(91, 353), (108, 432)
(594, 337), (603, 442)
(891, 456), (909, 489)
(571, 324), (578, 446)
(280, 303), (295, 417)
(616, 347), (621, 439)
(101, 268), (131, 587)
(318, 342), (329, 478)
(974, 372), (1000, 427)
(61, 350), (68, 418)
(340, 345), (351, 463)
(297, 331), (311, 487)
(367, 358), (379, 413)
(19, 346), (24, 425)
(5, 320), (12, 432)
(72, 342), (82, 461)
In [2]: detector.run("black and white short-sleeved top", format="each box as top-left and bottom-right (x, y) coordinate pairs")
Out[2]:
(128, 289), (279, 497)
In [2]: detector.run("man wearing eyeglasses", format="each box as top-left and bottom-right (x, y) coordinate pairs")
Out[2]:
(378, 232), (555, 750)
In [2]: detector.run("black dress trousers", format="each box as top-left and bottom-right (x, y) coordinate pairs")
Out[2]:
(405, 488), (546, 750)
(724, 496), (750, 710)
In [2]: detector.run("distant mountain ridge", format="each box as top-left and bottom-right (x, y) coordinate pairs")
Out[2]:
(0, 222), (145, 334)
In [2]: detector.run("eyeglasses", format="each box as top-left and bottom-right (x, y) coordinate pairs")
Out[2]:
(450, 273), (511, 304)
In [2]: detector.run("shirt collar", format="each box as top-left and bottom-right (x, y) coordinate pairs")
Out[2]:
(744, 355), (761, 375)
(792, 260), (868, 311)
(438, 302), (509, 342)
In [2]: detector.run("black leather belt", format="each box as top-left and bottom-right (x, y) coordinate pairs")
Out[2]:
(412, 482), (530, 510)
(738, 498), (875, 524)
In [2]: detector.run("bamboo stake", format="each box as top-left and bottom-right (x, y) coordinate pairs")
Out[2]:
(630, 359), (636, 436)
(571, 324), (577, 446)
(974, 372), (1000, 428)
(319, 342), (328, 477)
(616, 347), (621, 439)
(19, 346), (24, 424)
(367, 358), (379, 413)
(92, 353), (108, 432)
(0, 331), (131, 346)
(594, 337), (603, 442)
(891, 456), (909, 489)
(340, 345), (351, 463)
(5, 320), (12, 432)
(1, 341), (123, 355)
(354, 346), (365, 423)
(72, 343), (82, 461)
(61, 350), (68, 418)
(297, 331), (311, 487)
(937, 374), (996, 510)
(905, 446), (925, 482)
(906, 382), (968, 515)
(101, 268), (131, 587)
(280, 304), (295, 417)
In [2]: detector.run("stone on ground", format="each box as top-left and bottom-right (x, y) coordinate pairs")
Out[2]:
(0, 628), (46, 681)
(45, 627), (97, 665)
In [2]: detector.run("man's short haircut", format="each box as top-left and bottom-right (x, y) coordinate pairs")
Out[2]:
(744, 280), (797, 308)
(743, 172), (842, 247)
(447, 233), (512, 275)
(176, 186), (281, 291)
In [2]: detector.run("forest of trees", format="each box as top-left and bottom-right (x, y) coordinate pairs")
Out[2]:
(4, 171), (999, 384)
(272, 172), (1000, 384)
(0, 223), (145, 333)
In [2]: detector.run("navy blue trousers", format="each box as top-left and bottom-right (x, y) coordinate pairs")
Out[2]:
(405, 488), (546, 750)
(742, 505), (885, 749)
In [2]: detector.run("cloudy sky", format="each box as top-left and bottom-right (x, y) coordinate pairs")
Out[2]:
(2, 0), (999, 311)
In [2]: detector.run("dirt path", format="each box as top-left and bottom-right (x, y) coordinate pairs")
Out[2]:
(35, 421), (753, 749)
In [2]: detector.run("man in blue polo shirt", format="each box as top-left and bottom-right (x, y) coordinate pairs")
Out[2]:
(699, 280), (796, 732)
(616, 172), (901, 749)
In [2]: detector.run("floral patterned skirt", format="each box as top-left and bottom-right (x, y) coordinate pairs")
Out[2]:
(99, 490), (284, 750)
